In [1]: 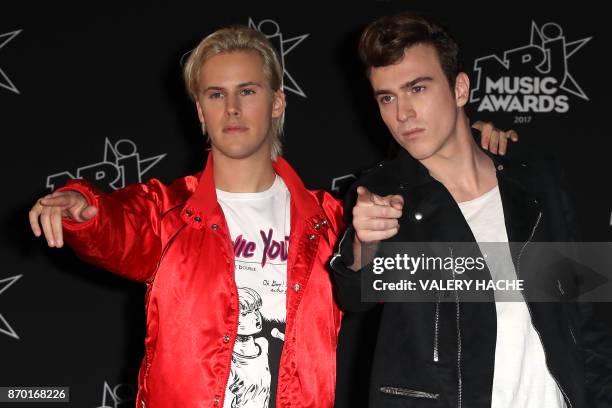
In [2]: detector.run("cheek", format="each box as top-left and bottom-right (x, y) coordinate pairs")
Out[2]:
(424, 94), (454, 127)
(201, 103), (224, 121)
(380, 107), (398, 132)
(247, 98), (273, 121)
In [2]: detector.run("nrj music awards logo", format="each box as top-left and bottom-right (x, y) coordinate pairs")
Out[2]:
(46, 138), (165, 191)
(249, 18), (309, 98)
(470, 22), (591, 113)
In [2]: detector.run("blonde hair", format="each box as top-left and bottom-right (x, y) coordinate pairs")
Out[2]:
(183, 26), (285, 159)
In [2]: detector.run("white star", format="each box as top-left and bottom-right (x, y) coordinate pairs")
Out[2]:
(0, 274), (22, 339)
(0, 29), (22, 94)
(248, 18), (309, 98)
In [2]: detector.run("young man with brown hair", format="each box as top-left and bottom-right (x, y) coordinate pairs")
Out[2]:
(332, 12), (606, 408)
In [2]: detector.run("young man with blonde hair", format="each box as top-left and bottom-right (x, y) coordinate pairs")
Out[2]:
(29, 24), (513, 408)
(30, 26), (344, 408)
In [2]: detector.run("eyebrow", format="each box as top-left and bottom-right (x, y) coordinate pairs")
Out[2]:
(202, 81), (263, 92)
(373, 76), (433, 96)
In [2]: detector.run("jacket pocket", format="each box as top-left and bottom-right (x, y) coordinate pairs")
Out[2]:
(380, 386), (439, 400)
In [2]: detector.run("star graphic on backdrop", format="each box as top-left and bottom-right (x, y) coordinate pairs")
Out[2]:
(249, 18), (309, 97)
(0, 29), (22, 94)
(0, 274), (22, 339)
(530, 21), (591, 100)
(102, 138), (166, 183)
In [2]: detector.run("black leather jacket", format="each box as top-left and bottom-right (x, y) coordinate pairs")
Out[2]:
(331, 146), (611, 408)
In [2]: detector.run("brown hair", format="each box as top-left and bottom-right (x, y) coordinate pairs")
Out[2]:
(358, 12), (462, 87)
(183, 26), (285, 159)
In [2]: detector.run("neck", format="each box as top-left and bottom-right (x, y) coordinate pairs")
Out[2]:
(212, 149), (276, 193)
(420, 113), (497, 202)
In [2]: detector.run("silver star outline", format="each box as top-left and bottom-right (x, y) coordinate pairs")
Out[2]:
(530, 21), (591, 101)
(0, 29), (22, 94)
(248, 18), (309, 97)
(0, 274), (22, 339)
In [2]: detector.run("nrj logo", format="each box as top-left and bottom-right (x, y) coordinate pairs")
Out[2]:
(470, 22), (591, 113)
(249, 18), (309, 98)
(96, 381), (136, 408)
(46, 138), (165, 191)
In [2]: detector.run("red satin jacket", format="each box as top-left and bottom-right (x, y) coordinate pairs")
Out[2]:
(61, 154), (344, 408)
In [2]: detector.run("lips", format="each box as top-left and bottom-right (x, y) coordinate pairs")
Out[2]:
(401, 128), (424, 139)
(223, 124), (248, 132)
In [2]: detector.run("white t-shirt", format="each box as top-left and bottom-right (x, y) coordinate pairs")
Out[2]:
(217, 175), (290, 408)
(458, 185), (566, 408)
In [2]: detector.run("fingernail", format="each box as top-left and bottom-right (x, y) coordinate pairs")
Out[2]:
(57, 241), (63, 247)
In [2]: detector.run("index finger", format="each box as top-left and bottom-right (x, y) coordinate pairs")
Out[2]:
(39, 195), (77, 208)
(28, 200), (43, 237)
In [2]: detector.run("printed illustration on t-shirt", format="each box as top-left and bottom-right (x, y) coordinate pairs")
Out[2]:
(225, 287), (286, 408)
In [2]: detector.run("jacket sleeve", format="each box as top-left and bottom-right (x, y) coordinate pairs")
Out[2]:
(58, 178), (173, 282)
(330, 185), (379, 313)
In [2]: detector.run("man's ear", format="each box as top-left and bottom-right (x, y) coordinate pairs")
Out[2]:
(271, 89), (286, 119)
(454, 72), (470, 107)
(195, 98), (207, 135)
(195, 99), (205, 123)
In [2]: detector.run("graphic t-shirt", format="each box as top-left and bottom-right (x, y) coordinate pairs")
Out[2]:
(458, 185), (566, 408)
(217, 175), (290, 408)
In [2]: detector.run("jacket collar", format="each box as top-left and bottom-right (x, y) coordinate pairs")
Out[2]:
(181, 152), (322, 229)
(391, 134), (541, 244)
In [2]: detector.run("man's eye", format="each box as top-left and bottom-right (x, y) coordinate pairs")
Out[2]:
(209, 92), (223, 99)
(241, 88), (256, 96)
(412, 85), (425, 93)
(379, 95), (394, 104)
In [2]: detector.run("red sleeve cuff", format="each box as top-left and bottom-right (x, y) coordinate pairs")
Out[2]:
(56, 179), (101, 231)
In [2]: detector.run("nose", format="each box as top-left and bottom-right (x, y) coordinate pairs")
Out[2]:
(396, 94), (416, 123)
(225, 94), (241, 117)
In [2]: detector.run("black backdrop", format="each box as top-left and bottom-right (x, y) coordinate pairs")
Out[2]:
(1, 2), (610, 407)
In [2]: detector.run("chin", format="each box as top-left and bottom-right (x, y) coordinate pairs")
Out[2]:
(213, 140), (271, 161)
(214, 145), (260, 160)
(399, 142), (437, 161)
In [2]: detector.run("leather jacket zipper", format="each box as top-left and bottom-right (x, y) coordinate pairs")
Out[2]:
(433, 290), (440, 363)
(449, 247), (463, 408)
(380, 386), (439, 400)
